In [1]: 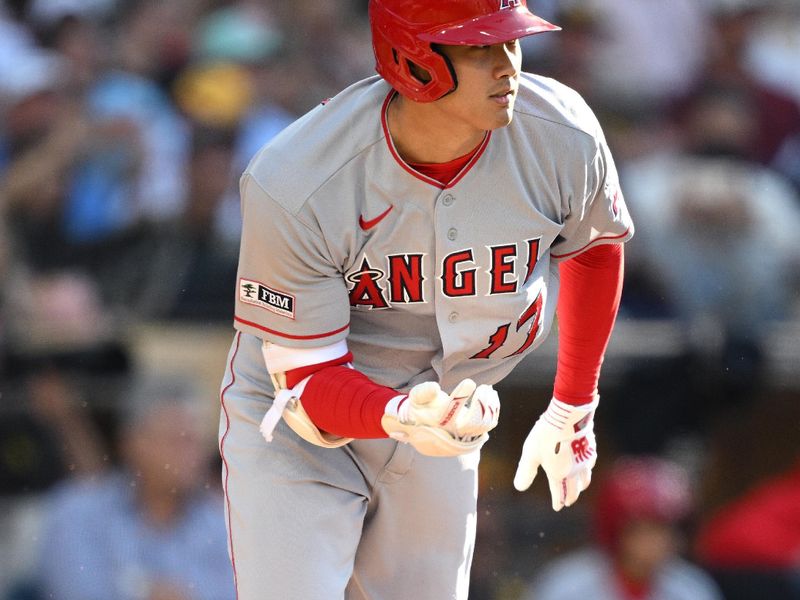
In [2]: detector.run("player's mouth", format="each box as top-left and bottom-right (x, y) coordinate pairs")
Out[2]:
(490, 88), (515, 106)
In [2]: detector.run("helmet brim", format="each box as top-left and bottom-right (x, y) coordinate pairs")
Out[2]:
(417, 7), (560, 46)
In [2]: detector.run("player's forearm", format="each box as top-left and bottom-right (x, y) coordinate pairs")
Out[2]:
(553, 243), (624, 405)
(299, 366), (395, 438)
(262, 340), (398, 439)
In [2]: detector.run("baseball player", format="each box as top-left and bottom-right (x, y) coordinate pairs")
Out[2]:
(219, 1), (633, 599)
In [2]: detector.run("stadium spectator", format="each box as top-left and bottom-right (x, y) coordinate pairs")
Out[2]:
(132, 128), (240, 321)
(523, 456), (722, 600)
(63, 2), (191, 243)
(570, 0), (710, 115)
(696, 465), (800, 599)
(32, 374), (233, 600)
(671, 0), (800, 190)
(694, 391), (800, 600)
(615, 89), (800, 449)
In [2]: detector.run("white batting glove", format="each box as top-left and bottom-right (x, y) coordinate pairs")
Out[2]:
(513, 396), (599, 511)
(381, 379), (500, 457)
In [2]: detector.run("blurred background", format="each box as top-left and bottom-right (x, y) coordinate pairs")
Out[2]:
(1, 0), (799, 599)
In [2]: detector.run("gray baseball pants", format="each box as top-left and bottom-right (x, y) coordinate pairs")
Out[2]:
(219, 332), (480, 600)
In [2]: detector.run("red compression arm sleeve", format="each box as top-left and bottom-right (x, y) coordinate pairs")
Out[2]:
(554, 243), (624, 406)
(294, 367), (396, 438)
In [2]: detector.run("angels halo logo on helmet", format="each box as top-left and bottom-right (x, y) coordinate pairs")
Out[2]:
(368, 0), (560, 103)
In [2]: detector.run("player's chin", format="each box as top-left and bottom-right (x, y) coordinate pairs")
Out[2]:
(485, 108), (515, 130)
(484, 100), (516, 129)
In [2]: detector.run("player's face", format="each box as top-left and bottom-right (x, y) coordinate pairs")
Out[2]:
(436, 40), (522, 131)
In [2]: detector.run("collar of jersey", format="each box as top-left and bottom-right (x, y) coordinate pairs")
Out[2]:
(381, 90), (491, 190)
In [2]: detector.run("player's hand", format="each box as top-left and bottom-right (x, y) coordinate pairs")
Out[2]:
(513, 396), (599, 511)
(381, 379), (499, 457)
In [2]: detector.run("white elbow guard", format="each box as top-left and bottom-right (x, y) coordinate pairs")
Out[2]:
(259, 340), (354, 448)
(260, 375), (353, 449)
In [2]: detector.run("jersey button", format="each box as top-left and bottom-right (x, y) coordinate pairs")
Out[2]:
(448, 312), (459, 323)
(447, 227), (457, 241)
(442, 194), (455, 206)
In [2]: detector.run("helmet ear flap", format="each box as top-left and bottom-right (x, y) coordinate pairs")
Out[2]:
(399, 46), (459, 94)
(429, 45), (458, 96)
(371, 17), (457, 102)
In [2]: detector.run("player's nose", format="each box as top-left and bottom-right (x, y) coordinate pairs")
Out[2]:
(492, 41), (520, 79)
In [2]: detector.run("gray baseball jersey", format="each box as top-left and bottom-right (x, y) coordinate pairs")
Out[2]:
(220, 73), (633, 599)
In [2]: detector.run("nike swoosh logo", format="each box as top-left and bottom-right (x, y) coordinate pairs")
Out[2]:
(359, 205), (394, 231)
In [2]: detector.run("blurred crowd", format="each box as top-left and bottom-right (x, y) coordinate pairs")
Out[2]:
(1, 0), (799, 598)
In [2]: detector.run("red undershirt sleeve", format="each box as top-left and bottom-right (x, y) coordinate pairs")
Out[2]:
(554, 243), (624, 406)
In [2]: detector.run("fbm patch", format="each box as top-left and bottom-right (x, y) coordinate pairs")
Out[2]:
(239, 278), (295, 319)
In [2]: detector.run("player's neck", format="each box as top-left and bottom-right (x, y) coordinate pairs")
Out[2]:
(387, 93), (486, 164)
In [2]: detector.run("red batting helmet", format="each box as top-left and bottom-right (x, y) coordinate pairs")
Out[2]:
(369, 0), (560, 103)
(594, 456), (693, 550)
